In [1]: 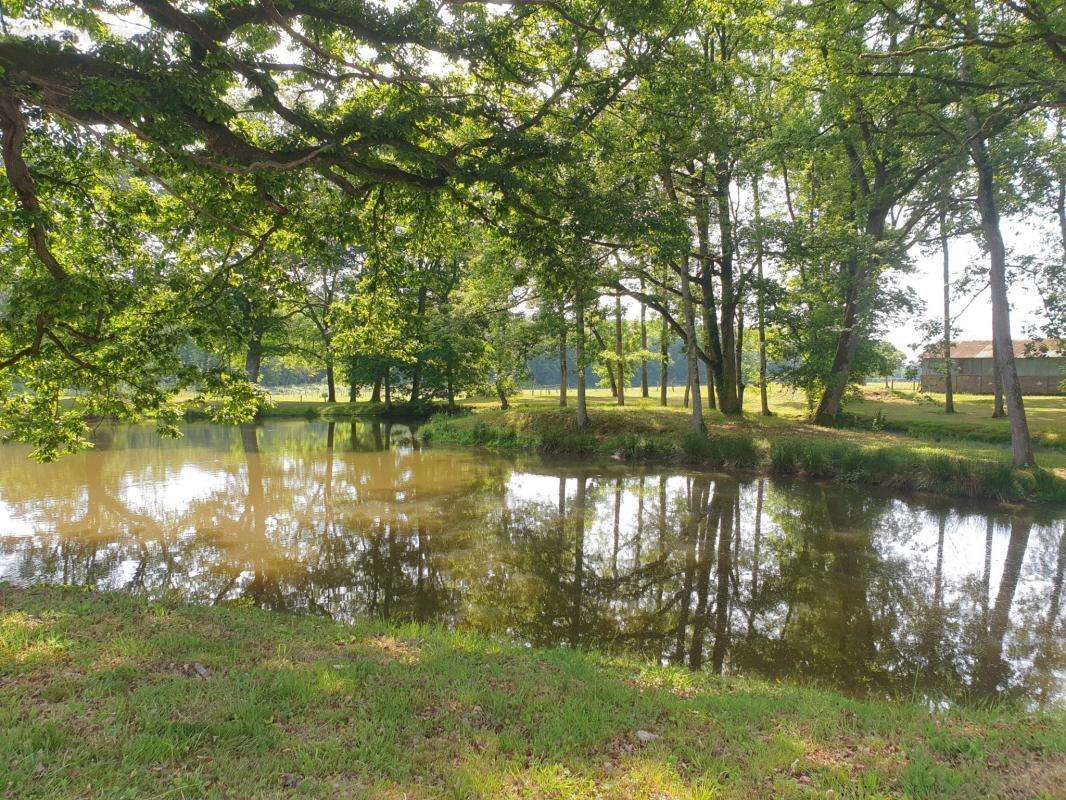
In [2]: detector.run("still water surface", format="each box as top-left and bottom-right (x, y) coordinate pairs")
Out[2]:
(1, 420), (1062, 706)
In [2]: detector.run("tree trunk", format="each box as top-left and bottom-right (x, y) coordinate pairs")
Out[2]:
(640, 281), (649, 398)
(812, 252), (864, 425)
(967, 113), (1035, 466)
(409, 285), (428, 403)
(755, 173), (770, 416)
(660, 311), (669, 406)
(696, 201), (721, 411)
(325, 361), (337, 403)
(559, 303), (568, 407)
(575, 297), (589, 427)
(615, 289), (625, 406)
(940, 207), (955, 413)
(713, 160), (742, 415)
(371, 372), (382, 404)
(384, 364), (392, 408)
(348, 380), (357, 403)
(680, 255), (705, 432)
(496, 380), (509, 410)
(992, 354), (1005, 417)
(244, 336), (264, 383)
(736, 302), (746, 411)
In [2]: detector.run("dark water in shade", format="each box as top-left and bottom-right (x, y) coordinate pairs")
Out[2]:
(0, 420), (1062, 706)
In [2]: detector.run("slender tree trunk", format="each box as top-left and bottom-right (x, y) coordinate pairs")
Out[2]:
(992, 352), (1006, 417)
(660, 311), (669, 406)
(592, 327), (619, 397)
(736, 302), (746, 411)
(640, 279), (649, 398)
(384, 364), (392, 408)
(680, 256), (705, 432)
(370, 372), (382, 404)
(714, 160), (741, 415)
(615, 288), (625, 406)
(575, 297), (589, 427)
(695, 190), (722, 410)
(940, 207), (955, 413)
(966, 112), (1035, 466)
(755, 174), (770, 416)
(559, 303), (568, 407)
(496, 380), (509, 410)
(409, 285), (427, 403)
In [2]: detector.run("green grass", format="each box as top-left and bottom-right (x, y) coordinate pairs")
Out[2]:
(422, 404), (1066, 505)
(840, 389), (1066, 450)
(3, 585), (1062, 799)
(183, 398), (456, 422)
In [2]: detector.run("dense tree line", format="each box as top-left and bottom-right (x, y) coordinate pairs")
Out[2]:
(0, 0), (1062, 461)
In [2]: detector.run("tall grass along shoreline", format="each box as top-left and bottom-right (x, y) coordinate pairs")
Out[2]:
(421, 409), (1066, 506)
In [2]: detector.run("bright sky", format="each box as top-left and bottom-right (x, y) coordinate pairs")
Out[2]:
(886, 216), (1053, 359)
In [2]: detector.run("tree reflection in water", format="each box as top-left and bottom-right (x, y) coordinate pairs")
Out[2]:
(0, 420), (1061, 706)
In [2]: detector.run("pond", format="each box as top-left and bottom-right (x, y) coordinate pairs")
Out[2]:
(1, 420), (1062, 707)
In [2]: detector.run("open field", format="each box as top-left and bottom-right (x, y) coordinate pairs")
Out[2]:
(2, 585), (1061, 800)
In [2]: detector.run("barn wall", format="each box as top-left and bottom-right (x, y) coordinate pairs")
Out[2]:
(920, 357), (1064, 395)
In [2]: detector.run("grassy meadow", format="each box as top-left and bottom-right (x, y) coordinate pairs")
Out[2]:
(3, 586), (1062, 800)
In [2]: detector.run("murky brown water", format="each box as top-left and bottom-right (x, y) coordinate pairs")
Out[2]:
(1, 420), (1062, 706)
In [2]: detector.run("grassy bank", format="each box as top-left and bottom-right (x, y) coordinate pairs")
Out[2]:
(839, 390), (1065, 450)
(2, 586), (1061, 800)
(422, 407), (1066, 505)
(182, 398), (457, 422)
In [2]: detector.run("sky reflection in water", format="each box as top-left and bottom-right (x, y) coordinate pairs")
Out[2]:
(0, 420), (1062, 707)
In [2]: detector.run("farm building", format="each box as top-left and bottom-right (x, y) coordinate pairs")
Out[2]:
(920, 339), (1064, 395)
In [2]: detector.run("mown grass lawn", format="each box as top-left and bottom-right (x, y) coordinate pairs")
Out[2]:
(461, 387), (1066, 478)
(2, 586), (1062, 799)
